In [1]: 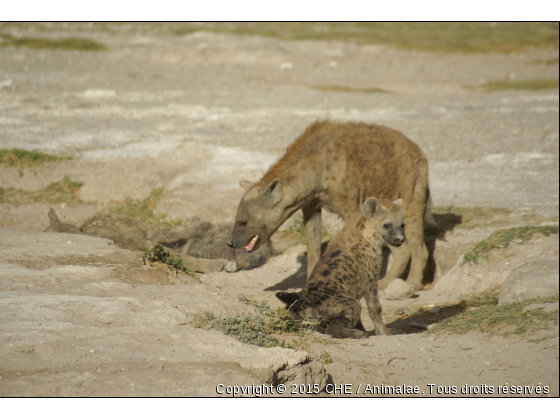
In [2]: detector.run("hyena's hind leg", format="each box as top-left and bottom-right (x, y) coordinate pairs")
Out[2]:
(323, 299), (367, 339)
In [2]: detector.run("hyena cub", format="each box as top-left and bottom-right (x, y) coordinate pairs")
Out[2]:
(276, 197), (404, 339)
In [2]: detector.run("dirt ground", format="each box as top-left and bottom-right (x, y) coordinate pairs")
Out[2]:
(0, 24), (558, 397)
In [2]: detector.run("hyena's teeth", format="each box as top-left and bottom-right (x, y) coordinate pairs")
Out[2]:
(245, 234), (258, 252)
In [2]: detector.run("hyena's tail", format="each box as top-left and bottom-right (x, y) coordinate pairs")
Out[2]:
(424, 187), (437, 227)
(48, 208), (60, 227)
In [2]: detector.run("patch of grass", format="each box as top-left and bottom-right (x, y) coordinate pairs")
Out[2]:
(103, 188), (180, 228)
(0, 149), (72, 176)
(1, 23), (557, 53)
(163, 22), (558, 53)
(311, 85), (391, 94)
(192, 296), (319, 348)
(319, 351), (333, 364)
(476, 78), (559, 92)
(0, 32), (105, 51)
(462, 225), (559, 265)
(0, 175), (83, 206)
(428, 291), (559, 338)
(143, 243), (198, 279)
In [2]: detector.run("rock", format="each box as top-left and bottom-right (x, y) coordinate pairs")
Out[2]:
(409, 321), (429, 330)
(432, 236), (559, 300)
(429, 306), (441, 315)
(522, 302), (559, 312)
(0, 79), (15, 91)
(78, 89), (116, 98)
(498, 261), (559, 305)
(380, 278), (415, 301)
(394, 306), (412, 316)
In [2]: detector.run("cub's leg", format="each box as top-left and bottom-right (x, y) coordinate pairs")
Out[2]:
(365, 282), (391, 336)
(323, 299), (367, 339)
(302, 201), (322, 279)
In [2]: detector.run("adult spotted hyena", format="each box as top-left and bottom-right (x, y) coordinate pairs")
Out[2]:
(227, 120), (434, 290)
(276, 197), (403, 338)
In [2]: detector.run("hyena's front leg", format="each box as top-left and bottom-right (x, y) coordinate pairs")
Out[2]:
(365, 282), (391, 336)
(302, 201), (322, 279)
(377, 241), (411, 290)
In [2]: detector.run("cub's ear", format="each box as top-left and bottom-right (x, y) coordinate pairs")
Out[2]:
(362, 196), (379, 220)
(392, 198), (403, 208)
(239, 180), (254, 191)
(260, 178), (283, 206)
(276, 292), (307, 311)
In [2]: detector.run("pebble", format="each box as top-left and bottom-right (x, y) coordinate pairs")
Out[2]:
(394, 306), (412, 316)
(428, 306), (441, 315)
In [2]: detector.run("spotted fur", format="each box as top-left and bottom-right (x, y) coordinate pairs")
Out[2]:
(228, 119), (433, 291)
(276, 197), (404, 339)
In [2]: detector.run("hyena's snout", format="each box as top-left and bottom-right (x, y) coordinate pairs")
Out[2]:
(226, 234), (234, 248)
(392, 234), (405, 247)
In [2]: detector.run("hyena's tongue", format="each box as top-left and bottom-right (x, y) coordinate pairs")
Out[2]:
(245, 234), (258, 252)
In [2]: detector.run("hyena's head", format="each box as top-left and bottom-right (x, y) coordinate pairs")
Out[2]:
(361, 197), (405, 248)
(275, 291), (314, 320)
(227, 178), (291, 253)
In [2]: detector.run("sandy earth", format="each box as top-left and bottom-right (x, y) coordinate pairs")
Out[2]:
(0, 25), (558, 397)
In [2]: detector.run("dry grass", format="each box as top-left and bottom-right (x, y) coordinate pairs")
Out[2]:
(0, 176), (83, 206)
(462, 225), (559, 265)
(0, 32), (105, 51)
(429, 291), (559, 338)
(477, 78), (559, 92)
(102, 188), (181, 228)
(1, 22), (557, 53)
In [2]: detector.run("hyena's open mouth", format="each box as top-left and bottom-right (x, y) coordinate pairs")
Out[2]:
(245, 234), (258, 252)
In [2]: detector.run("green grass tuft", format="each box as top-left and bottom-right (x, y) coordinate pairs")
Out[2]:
(462, 225), (559, 265)
(476, 78), (559, 91)
(143, 243), (198, 279)
(0, 148), (71, 169)
(0, 32), (105, 51)
(428, 292), (559, 337)
(103, 188), (180, 228)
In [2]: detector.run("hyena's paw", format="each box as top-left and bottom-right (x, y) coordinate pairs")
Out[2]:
(325, 322), (368, 339)
(194, 259), (224, 273)
(223, 260), (238, 273)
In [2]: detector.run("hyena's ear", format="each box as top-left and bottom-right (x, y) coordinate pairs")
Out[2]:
(276, 292), (307, 311)
(362, 197), (380, 220)
(392, 198), (403, 208)
(239, 180), (254, 191)
(260, 178), (283, 206)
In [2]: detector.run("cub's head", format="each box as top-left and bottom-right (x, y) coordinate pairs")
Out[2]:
(361, 197), (405, 247)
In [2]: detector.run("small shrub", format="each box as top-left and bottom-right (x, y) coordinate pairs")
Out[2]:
(144, 244), (198, 279)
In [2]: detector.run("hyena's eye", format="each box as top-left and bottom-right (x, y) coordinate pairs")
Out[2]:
(401, 223), (405, 228)
(239, 221), (247, 227)
(383, 223), (391, 229)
